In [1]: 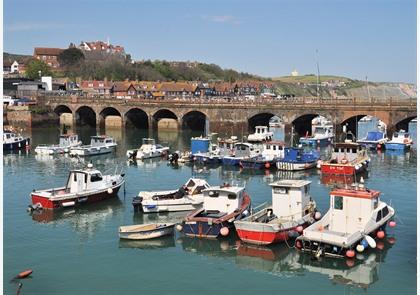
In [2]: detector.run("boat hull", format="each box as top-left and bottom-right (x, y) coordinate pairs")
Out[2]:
(3, 138), (30, 151)
(239, 159), (274, 170)
(222, 157), (242, 166)
(384, 143), (410, 151)
(276, 160), (317, 171)
(31, 183), (123, 210)
(193, 154), (221, 164)
(142, 202), (202, 213)
(321, 161), (368, 175)
(299, 137), (332, 146)
(182, 221), (233, 239)
(119, 224), (175, 240)
(69, 145), (116, 157)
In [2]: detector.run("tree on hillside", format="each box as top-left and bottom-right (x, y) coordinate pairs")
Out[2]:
(58, 48), (85, 67)
(25, 59), (52, 79)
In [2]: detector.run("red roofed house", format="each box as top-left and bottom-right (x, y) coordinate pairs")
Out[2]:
(34, 47), (65, 69)
(111, 81), (137, 98)
(79, 41), (125, 54)
(80, 80), (113, 95)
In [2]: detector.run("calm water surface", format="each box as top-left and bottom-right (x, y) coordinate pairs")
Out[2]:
(4, 127), (417, 294)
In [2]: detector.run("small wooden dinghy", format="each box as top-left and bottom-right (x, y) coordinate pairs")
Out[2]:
(119, 223), (175, 240)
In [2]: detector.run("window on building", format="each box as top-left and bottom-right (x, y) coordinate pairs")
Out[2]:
(334, 196), (343, 210)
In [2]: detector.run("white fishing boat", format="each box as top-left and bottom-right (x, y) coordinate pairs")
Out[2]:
(234, 180), (318, 246)
(3, 130), (30, 151)
(69, 135), (117, 157)
(295, 183), (395, 258)
(126, 138), (169, 160)
(247, 126), (274, 142)
(29, 163), (125, 210)
(299, 124), (334, 146)
(119, 223), (175, 240)
(35, 134), (82, 155)
(133, 178), (210, 213)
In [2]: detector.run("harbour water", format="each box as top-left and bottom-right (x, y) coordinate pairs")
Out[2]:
(4, 127), (417, 294)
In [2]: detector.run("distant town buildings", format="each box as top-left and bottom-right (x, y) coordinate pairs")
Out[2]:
(33, 47), (65, 69)
(78, 40), (125, 54)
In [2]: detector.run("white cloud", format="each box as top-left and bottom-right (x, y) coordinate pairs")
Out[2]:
(202, 15), (241, 25)
(5, 23), (72, 32)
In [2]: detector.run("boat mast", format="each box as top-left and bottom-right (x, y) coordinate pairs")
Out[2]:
(316, 49), (321, 98)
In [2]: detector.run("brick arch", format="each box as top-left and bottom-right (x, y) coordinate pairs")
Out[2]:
(53, 104), (73, 116)
(124, 107), (149, 129)
(75, 105), (97, 127)
(341, 111), (390, 127)
(181, 110), (208, 132)
(289, 111), (333, 124)
(247, 112), (278, 132)
(290, 112), (333, 137)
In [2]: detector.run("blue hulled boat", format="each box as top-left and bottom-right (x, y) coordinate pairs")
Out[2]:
(357, 131), (388, 150)
(384, 130), (413, 151)
(276, 147), (319, 171)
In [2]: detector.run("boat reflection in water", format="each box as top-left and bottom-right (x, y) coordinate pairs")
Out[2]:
(177, 233), (395, 289)
(320, 171), (368, 186)
(127, 157), (166, 170)
(133, 210), (188, 225)
(119, 235), (175, 250)
(30, 198), (123, 239)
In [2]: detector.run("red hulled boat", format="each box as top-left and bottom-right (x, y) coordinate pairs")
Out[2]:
(30, 164), (125, 210)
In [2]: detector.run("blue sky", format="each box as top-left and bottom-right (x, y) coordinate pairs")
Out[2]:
(4, 0), (416, 82)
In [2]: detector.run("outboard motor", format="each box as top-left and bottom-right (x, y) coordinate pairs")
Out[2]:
(169, 152), (179, 164)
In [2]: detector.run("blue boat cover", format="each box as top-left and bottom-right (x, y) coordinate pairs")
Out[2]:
(366, 131), (384, 141)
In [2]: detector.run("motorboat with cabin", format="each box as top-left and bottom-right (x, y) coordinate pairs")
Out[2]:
(384, 130), (413, 151)
(69, 135), (117, 157)
(119, 223), (175, 240)
(132, 178), (211, 213)
(35, 134), (82, 155)
(29, 163), (125, 210)
(126, 138), (170, 160)
(180, 185), (251, 238)
(357, 131), (388, 150)
(295, 184), (395, 258)
(222, 142), (260, 166)
(3, 130), (30, 151)
(234, 180), (318, 246)
(247, 126), (274, 142)
(276, 147), (320, 171)
(320, 142), (370, 176)
(299, 123), (334, 146)
(190, 136), (221, 164)
(239, 141), (285, 170)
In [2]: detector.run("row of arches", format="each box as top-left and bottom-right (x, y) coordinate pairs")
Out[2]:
(248, 112), (417, 137)
(54, 105), (416, 135)
(54, 105), (208, 131)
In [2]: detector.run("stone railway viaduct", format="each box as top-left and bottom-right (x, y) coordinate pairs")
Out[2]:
(37, 94), (417, 137)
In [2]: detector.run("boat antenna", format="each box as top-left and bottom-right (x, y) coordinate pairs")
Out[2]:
(316, 49), (321, 98)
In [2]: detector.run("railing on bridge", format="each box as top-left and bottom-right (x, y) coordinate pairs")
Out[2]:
(37, 91), (416, 108)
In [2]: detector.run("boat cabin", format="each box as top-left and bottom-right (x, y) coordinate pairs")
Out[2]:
(269, 180), (312, 221)
(363, 131), (386, 142)
(202, 186), (245, 215)
(191, 137), (211, 154)
(262, 141), (284, 158)
(218, 137), (238, 153)
(59, 134), (79, 146)
(233, 143), (258, 158)
(254, 126), (269, 135)
(184, 178), (211, 195)
(313, 125), (333, 136)
(142, 138), (156, 145)
(65, 167), (106, 193)
(4, 131), (23, 143)
(391, 130), (411, 142)
(330, 143), (366, 163)
(90, 136), (115, 146)
(328, 186), (387, 234)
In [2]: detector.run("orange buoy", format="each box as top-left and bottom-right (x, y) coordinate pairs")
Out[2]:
(16, 269), (33, 279)
(376, 230), (385, 239)
(295, 240), (302, 249)
(345, 250), (355, 258)
(389, 221), (396, 227)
